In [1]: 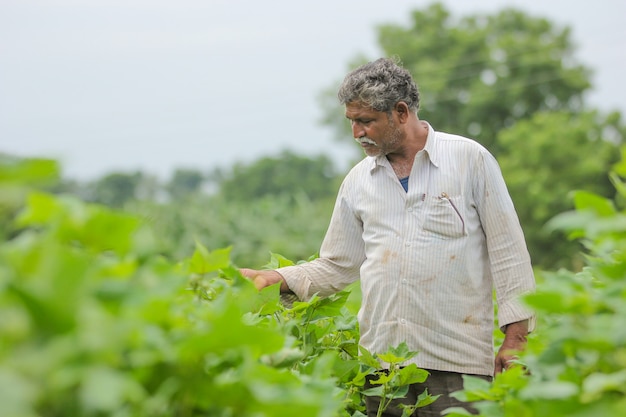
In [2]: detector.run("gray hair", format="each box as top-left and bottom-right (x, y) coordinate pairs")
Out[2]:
(337, 57), (420, 114)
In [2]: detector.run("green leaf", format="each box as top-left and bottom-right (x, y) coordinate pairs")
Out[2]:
(572, 191), (616, 217)
(609, 171), (626, 199)
(441, 407), (473, 416)
(523, 291), (567, 313)
(81, 207), (140, 254)
(15, 192), (62, 226)
(359, 346), (381, 369)
(260, 348), (306, 368)
(377, 343), (418, 365)
(0, 369), (37, 416)
(80, 366), (144, 413)
(189, 242), (231, 274)
(361, 386), (384, 397)
(582, 370), (626, 401)
(416, 388), (440, 408)
(378, 342), (418, 364)
(519, 381), (578, 400)
(308, 291), (350, 321)
(369, 371), (394, 385)
(263, 252), (295, 269)
(611, 146), (626, 176)
(387, 385), (409, 400)
(256, 283), (283, 315)
(0, 157), (59, 185)
(396, 364), (429, 385)
(332, 358), (360, 383)
(452, 374), (497, 402)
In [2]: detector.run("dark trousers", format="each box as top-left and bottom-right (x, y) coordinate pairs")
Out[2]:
(364, 369), (492, 417)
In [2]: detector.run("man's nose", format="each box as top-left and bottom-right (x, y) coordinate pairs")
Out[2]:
(351, 121), (365, 138)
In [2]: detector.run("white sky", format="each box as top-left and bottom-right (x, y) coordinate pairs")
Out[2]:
(1, 0), (625, 180)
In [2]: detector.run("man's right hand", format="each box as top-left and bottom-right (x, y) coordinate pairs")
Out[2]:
(239, 269), (289, 292)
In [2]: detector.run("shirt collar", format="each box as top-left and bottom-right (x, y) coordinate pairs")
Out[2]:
(422, 122), (439, 168)
(367, 121), (439, 173)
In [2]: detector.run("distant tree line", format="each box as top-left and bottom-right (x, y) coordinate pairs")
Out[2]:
(55, 150), (341, 209)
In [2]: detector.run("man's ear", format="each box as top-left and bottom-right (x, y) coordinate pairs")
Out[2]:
(394, 102), (410, 123)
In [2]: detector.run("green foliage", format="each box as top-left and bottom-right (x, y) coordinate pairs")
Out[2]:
(0, 155), (60, 240)
(360, 343), (438, 417)
(217, 150), (340, 202)
(0, 157), (436, 417)
(6, 146), (626, 415)
(128, 192), (335, 268)
(0, 162), (345, 416)
(167, 168), (206, 200)
(322, 2), (592, 155)
(82, 171), (160, 208)
(497, 110), (623, 269)
(450, 146), (626, 416)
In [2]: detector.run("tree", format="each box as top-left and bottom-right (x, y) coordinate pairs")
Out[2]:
(497, 110), (623, 269)
(217, 150), (340, 203)
(320, 2), (592, 156)
(167, 168), (205, 200)
(87, 171), (159, 208)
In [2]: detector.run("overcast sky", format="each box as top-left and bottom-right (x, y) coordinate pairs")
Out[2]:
(1, 0), (625, 181)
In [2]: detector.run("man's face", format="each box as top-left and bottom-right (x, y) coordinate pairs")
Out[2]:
(345, 102), (403, 157)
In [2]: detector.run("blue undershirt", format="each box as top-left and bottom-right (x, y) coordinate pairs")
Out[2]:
(399, 176), (409, 192)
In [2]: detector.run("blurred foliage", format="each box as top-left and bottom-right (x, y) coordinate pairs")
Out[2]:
(72, 171), (161, 208)
(497, 110), (624, 269)
(0, 156), (438, 417)
(3, 2), (626, 416)
(129, 191), (335, 268)
(216, 150), (341, 202)
(0, 154), (61, 241)
(448, 145), (626, 417)
(5, 148), (626, 416)
(166, 168), (206, 200)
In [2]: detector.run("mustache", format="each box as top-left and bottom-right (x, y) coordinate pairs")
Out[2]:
(355, 137), (377, 146)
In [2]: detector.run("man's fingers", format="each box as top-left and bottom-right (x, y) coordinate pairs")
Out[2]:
(239, 268), (286, 291)
(239, 268), (267, 290)
(239, 268), (256, 278)
(494, 358), (504, 375)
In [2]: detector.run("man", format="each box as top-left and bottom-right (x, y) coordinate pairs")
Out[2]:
(241, 57), (535, 416)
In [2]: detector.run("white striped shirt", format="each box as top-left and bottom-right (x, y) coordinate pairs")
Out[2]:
(278, 123), (535, 376)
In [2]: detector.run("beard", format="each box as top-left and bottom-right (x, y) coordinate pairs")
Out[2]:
(357, 121), (403, 157)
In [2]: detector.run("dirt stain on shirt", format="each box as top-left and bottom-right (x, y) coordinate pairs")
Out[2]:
(381, 249), (398, 264)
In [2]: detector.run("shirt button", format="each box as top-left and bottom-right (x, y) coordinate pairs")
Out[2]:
(407, 207), (413, 212)
(400, 319), (406, 325)
(402, 279), (407, 284)
(405, 242), (411, 247)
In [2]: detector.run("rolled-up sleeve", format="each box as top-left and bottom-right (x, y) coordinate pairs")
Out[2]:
(278, 180), (365, 300)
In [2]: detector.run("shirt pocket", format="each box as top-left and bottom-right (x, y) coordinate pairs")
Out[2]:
(422, 192), (467, 238)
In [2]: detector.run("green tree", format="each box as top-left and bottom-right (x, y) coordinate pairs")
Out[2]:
(87, 171), (159, 208)
(217, 150), (340, 203)
(497, 110), (623, 269)
(166, 168), (205, 200)
(320, 2), (592, 155)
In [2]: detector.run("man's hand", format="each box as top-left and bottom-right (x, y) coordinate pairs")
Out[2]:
(494, 320), (529, 374)
(240, 268), (289, 292)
